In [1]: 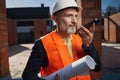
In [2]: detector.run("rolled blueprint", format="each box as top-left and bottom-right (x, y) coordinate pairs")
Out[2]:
(45, 55), (96, 80)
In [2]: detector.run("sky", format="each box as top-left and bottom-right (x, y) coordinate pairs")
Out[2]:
(6, 0), (56, 13)
(6, 0), (120, 14)
(102, 0), (120, 11)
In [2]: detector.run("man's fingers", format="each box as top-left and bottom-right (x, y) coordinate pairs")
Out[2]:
(77, 26), (94, 47)
(89, 23), (95, 34)
(78, 26), (91, 37)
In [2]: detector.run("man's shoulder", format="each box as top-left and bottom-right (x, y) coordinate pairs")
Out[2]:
(34, 38), (42, 45)
(40, 32), (54, 39)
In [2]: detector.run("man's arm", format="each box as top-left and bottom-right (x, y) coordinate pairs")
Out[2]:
(82, 43), (101, 72)
(22, 39), (48, 80)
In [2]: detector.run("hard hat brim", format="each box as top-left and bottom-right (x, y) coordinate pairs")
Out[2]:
(52, 0), (79, 16)
(53, 7), (79, 15)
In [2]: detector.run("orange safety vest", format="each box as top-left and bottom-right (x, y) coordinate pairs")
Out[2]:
(40, 31), (91, 80)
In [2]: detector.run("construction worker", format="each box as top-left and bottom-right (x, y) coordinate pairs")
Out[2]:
(22, 0), (101, 80)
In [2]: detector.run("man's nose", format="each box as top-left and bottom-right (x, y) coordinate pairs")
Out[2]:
(71, 17), (77, 25)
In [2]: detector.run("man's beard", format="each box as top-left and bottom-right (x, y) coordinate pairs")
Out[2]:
(66, 26), (76, 34)
(59, 19), (77, 34)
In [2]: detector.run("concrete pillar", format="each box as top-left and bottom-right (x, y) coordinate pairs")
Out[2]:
(0, 0), (9, 77)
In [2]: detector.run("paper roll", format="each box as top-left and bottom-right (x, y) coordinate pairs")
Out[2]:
(45, 55), (96, 80)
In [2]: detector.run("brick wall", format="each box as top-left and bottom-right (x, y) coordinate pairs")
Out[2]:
(104, 12), (120, 43)
(7, 19), (18, 45)
(76, 0), (102, 79)
(0, 0), (9, 76)
(34, 19), (48, 39)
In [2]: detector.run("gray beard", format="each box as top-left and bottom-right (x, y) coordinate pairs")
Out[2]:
(66, 27), (76, 34)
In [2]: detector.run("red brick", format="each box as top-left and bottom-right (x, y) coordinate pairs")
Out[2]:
(34, 19), (48, 39)
(79, 0), (102, 79)
(2, 31), (8, 36)
(82, 17), (93, 25)
(104, 12), (120, 42)
(81, 0), (94, 8)
(88, 10), (101, 17)
(7, 19), (18, 45)
(0, 51), (9, 76)
(94, 33), (102, 41)
(82, 10), (88, 17)
(0, 25), (7, 30)
(94, 0), (101, 9)
(95, 24), (102, 32)
(0, 47), (8, 53)
(0, 0), (9, 77)
(0, 16), (6, 21)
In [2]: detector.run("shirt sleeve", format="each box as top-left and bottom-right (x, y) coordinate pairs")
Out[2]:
(82, 43), (102, 72)
(22, 39), (48, 80)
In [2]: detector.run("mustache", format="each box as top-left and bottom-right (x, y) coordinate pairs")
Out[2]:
(69, 25), (77, 27)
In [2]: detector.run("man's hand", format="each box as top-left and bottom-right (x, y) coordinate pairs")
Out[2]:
(77, 23), (95, 47)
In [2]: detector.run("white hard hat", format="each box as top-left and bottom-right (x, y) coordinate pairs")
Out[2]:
(52, 0), (79, 15)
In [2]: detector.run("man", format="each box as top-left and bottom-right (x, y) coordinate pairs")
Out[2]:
(22, 0), (101, 80)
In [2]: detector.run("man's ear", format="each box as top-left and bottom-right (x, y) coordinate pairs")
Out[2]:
(51, 15), (57, 21)
(51, 15), (59, 24)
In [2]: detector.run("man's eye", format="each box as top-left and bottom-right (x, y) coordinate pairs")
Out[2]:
(66, 14), (72, 17)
